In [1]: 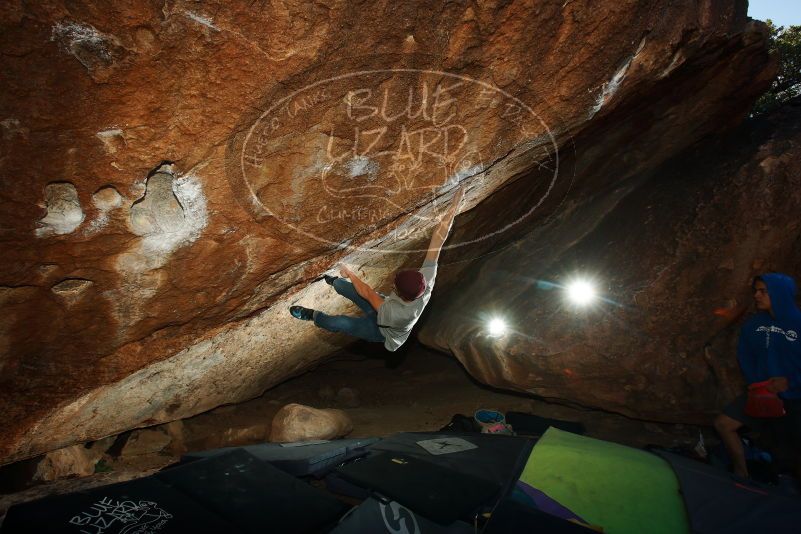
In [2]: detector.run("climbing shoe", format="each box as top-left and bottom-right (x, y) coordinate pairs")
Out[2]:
(323, 274), (338, 286)
(289, 305), (315, 321)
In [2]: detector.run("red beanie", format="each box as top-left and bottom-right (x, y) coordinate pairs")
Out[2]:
(395, 270), (426, 301)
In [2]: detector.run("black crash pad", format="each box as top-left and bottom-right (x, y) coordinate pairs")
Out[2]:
(180, 437), (378, 477)
(156, 449), (348, 533)
(1, 475), (236, 534)
(330, 497), (474, 533)
(334, 452), (500, 525)
(655, 451), (801, 534)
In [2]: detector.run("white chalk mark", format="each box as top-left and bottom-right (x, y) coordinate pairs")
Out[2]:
(660, 50), (685, 79)
(50, 21), (118, 71)
(140, 169), (208, 256)
(346, 156), (380, 181)
(95, 128), (124, 154)
(1, 118), (28, 140)
(85, 186), (123, 235)
(589, 37), (647, 117)
(184, 11), (219, 31)
(96, 128), (123, 138)
(36, 183), (84, 237)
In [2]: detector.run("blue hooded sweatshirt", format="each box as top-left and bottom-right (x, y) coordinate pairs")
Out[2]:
(737, 273), (801, 400)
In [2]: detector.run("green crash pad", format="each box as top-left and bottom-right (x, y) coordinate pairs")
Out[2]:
(519, 427), (689, 534)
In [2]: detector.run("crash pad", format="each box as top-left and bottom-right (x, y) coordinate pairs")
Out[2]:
(518, 427), (689, 534)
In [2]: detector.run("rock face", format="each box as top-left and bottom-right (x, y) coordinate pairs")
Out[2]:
(33, 447), (97, 481)
(0, 0), (774, 463)
(33, 438), (113, 481)
(419, 100), (801, 425)
(269, 404), (353, 443)
(120, 428), (172, 457)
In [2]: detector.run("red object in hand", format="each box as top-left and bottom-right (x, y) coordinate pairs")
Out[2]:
(745, 380), (786, 418)
(713, 304), (746, 324)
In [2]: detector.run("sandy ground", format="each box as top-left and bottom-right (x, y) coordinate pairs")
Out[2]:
(244, 342), (704, 447)
(0, 342), (705, 521)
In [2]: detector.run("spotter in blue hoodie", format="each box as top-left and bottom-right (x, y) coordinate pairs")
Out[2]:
(737, 273), (801, 399)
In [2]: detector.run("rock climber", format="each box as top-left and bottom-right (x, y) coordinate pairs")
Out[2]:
(289, 185), (465, 352)
(714, 273), (801, 480)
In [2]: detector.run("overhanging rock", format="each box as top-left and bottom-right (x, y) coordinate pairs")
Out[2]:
(0, 0), (774, 463)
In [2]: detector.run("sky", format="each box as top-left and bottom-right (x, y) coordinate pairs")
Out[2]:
(748, 0), (801, 27)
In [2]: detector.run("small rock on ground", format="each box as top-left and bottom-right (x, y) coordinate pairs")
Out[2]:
(270, 403), (352, 443)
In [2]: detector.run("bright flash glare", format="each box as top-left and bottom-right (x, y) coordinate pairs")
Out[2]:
(566, 280), (597, 306)
(488, 318), (507, 336)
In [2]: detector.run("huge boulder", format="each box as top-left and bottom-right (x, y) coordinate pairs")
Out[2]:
(0, 0), (774, 463)
(419, 99), (801, 425)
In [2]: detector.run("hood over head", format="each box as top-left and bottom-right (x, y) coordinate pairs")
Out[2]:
(758, 272), (801, 325)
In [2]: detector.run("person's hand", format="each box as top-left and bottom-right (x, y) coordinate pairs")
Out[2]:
(339, 265), (353, 279)
(767, 376), (789, 393)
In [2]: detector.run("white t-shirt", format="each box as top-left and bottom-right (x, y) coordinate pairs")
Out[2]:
(377, 260), (437, 352)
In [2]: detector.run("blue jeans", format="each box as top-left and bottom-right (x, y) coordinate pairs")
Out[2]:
(314, 278), (385, 343)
